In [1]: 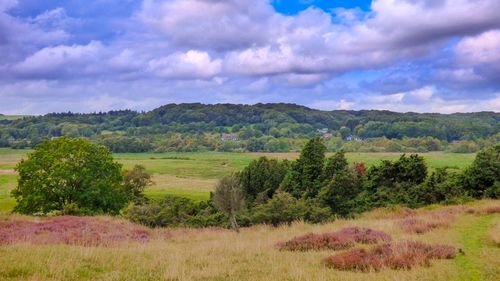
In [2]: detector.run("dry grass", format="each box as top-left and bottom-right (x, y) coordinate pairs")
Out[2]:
(489, 221), (500, 247)
(468, 205), (500, 216)
(0, 202), (498, 280)
(149, 174), (216, 193)
(0, 169), (16, 175)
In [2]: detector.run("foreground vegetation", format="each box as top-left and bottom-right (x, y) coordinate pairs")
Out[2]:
(0, 201), (498, 280)
(0, 137), (498, 280)
(3, 137), (496, 231)
(122, 140), (498, 229)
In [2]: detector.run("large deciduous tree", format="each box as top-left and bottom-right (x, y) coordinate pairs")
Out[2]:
(12, 137), (127, 215)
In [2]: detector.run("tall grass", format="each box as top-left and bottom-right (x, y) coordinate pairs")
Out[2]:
(0, 201), (498, 281)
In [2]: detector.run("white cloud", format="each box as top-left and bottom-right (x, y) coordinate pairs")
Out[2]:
(456, 30), (500, 64)
(309, 99), (354, 110)
(0, 0), (16, 12)
(369, 93), (405, 104)
(138, 0), (278, 51)
(401, 86), (434, 102)
(148, 50), (222, 80)
(12, 41), (104, 78)
(1, 0), (500, 114)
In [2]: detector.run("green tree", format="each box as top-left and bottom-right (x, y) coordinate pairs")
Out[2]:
(239, 157), (289, 204)
(122, 164), (153, 203)
(339, 126), (351, 139)
(213, 174), (245, 232)
(361, 154), (428, 207)
(461, 144), (500, 198)
(410, 168), (468, 206)
(12, 137), (127, 215)
(318, 165), (363, 217)
(321, 151), (348, 181)
(281, 138), (326, 198)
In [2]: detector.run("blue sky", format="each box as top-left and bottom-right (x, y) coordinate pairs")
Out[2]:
(0, 0), (499, 114)
(272, 0), (372, 14)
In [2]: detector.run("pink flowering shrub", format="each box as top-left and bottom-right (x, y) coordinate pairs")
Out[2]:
(338, 227), (392, 244)
(276, 232), (354, 251)
(399, 218), (448, 234)
(323, 241), (456, 271)
(276, 227), (391, 251)
(0, 216), (152, 246)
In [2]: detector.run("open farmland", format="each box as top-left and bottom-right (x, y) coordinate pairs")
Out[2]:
(0, 148), (476, 212)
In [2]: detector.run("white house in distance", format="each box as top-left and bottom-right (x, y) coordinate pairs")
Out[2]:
(221, 133), (239, 141)
(317, 128), (328, 134)
(346, 135), (363, 142)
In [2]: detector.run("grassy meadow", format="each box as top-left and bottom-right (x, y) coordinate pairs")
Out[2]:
(0, 201), (498, 281)
(0, 148), (476, 211)
(0, 148), (499, 280)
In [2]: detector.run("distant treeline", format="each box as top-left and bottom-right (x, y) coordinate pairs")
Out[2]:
(1, 103), (499, 152)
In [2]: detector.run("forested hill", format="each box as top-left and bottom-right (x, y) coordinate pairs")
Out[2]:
(1, 103), (499, 152)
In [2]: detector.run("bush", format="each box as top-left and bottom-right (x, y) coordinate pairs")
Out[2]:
(251, 192), (308, 226)
(239, 157), (289, 204)
(461, 144), (500, 198)
(0, 216), (151, 246)
(122, 196), (227, 228)
(276, 233), (353, 251)
(337, 227), (392, 244)
(360, 154), (428, 208)
(318, 167), (363, 217)
(122, 165), (153, 203)
(399, 218), (449, 234)
(409, 168), (469, 206)
(11, 137), (127, 215)
(323, 241), (456, 271)
(277, 227), (391, 251)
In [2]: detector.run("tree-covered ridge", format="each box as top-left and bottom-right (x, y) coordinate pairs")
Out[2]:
(1, 103), (498, 152)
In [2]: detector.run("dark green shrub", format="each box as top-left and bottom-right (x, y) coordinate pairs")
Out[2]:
(318, 167), (363, 217)
(251, 192), (308, 226)
(281, 138), (326, 198)
(239, 157), (289, 204)
(461, 144), (499, 198)
(122, 196), (227, 228)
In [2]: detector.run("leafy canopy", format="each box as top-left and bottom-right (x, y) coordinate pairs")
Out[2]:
(12, 137), (127, 215)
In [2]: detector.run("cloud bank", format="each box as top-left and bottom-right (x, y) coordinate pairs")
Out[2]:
(0, 0), (499, 114)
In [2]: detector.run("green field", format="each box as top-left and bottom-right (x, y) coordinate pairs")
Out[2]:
(0, 115), (30, 121)
(0, 149), (477, 212)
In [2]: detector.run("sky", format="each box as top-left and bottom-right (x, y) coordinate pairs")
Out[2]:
(0, 0), (499, 114)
